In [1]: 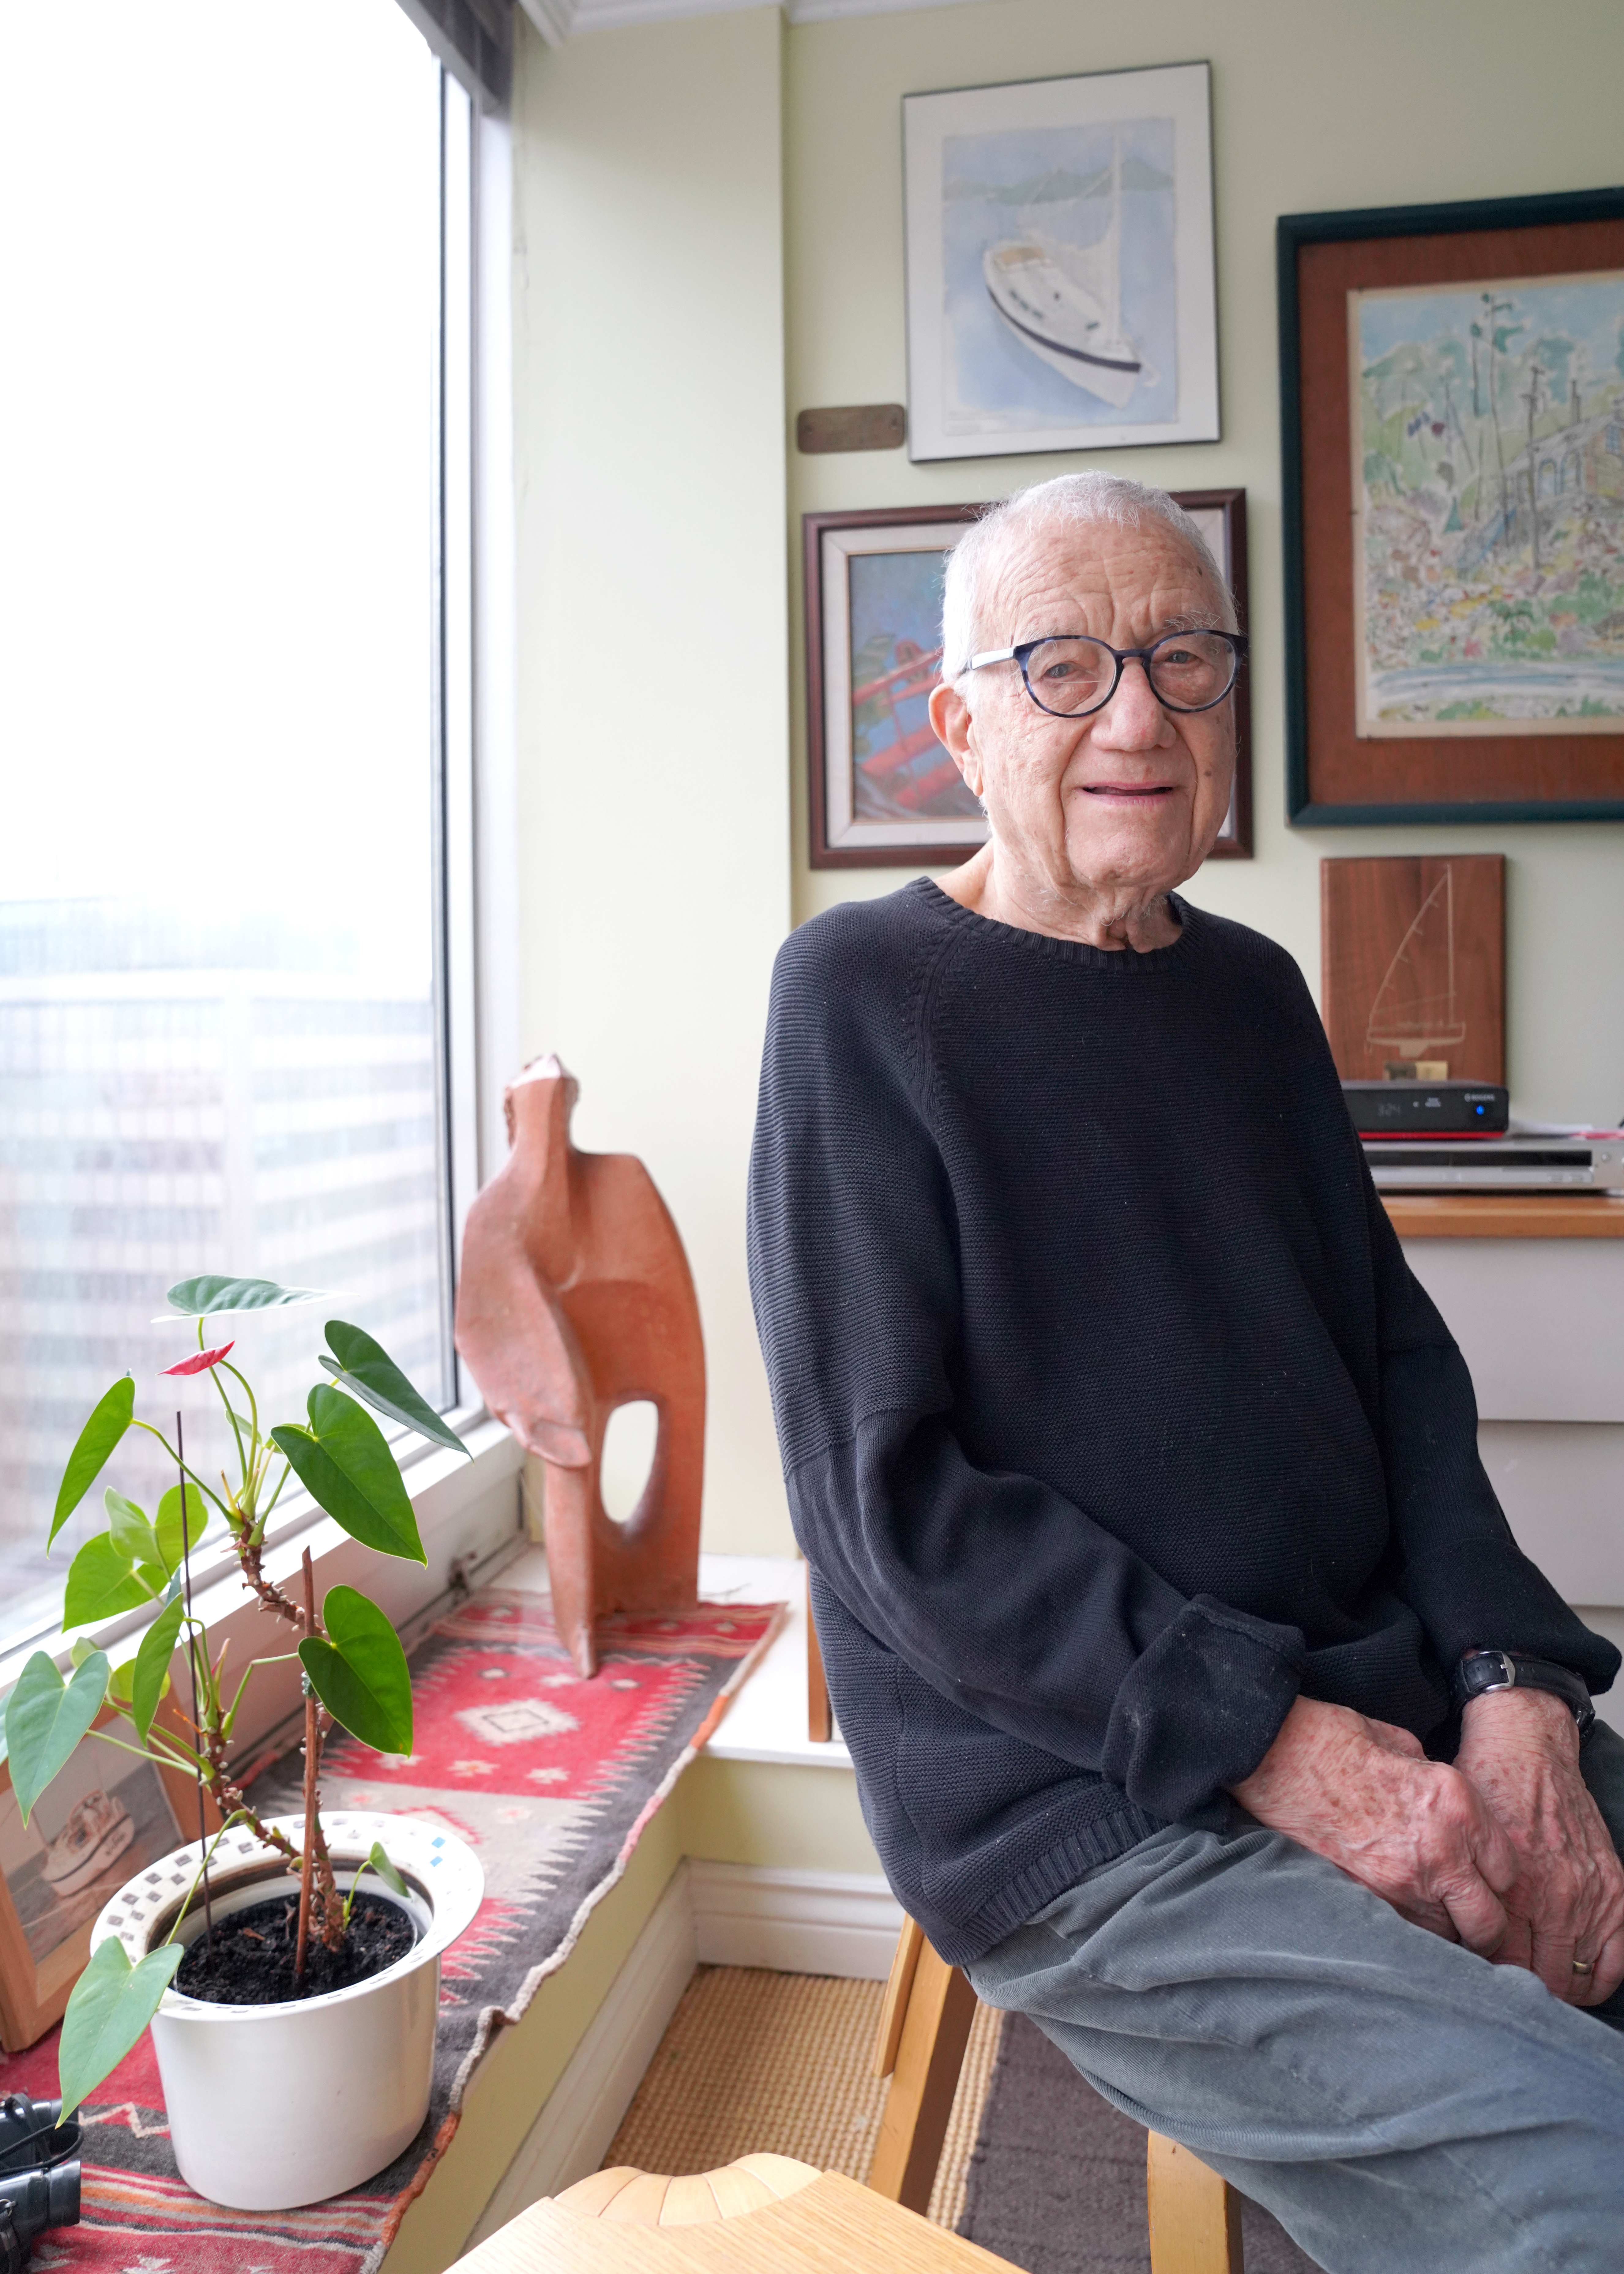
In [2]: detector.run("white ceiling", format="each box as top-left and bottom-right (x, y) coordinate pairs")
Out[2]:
(518, 0), (972, 45)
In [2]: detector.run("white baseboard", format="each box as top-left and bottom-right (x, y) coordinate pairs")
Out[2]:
(690, 1860), (903, 1981)
(467, 1861), (698, 2243)
(464, 1860), (903, 2243)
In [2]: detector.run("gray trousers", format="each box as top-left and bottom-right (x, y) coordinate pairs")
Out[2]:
(965, 1723), (1624, 2272)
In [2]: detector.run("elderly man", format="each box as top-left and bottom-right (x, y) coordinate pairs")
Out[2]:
(747, 473), (1624, 2269)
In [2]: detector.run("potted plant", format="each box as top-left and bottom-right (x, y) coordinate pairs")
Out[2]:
(3, 1275), (485, 2210)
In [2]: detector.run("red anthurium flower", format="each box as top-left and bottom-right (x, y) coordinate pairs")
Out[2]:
(161, 1341), (236, 1377)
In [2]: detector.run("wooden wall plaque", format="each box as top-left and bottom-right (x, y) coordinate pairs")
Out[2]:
(1320, 853), (1505, 1084)
(796, 404), (906, 454)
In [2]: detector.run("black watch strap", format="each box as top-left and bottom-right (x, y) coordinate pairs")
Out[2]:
(1452, 1648), (1596, 1735)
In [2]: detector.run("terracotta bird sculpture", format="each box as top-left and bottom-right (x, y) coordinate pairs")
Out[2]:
(454, 1056), (705, 1676)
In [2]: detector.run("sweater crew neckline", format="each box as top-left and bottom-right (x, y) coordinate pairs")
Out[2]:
(909, 874), (1201, 973)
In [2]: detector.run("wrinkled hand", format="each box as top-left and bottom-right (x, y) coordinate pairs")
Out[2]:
(1229, 1696), (1518, 1953)
(1453, 1686), (1624, 2007)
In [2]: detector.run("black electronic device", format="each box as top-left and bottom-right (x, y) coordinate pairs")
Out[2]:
(0, 2098), (74, 2180)
(1343, 1079), (1508, 1135)
(1362, 1132), (1624, 1190)
(0, 2161), (80, 2272)
(0, 2098), (80, 2269)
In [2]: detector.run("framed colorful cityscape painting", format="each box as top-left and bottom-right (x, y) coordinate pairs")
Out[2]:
(902, 63), (1219, 462)
(804, 491), (1252, 868)
(1281, 186), (1624, 823)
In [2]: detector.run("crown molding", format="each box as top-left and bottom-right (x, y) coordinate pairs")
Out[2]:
(518, 0), (973, 46)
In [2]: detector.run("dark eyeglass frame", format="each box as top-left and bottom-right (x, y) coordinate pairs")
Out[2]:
(965, 629), (1249, 719)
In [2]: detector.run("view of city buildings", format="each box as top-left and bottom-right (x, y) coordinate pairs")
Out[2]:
(0, 901), (449, 1627)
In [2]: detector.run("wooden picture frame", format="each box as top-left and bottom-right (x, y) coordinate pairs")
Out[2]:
(0, 1700), (206, 2050)
(805, 490), (1252, 868)
(1280, 186), (1624, 825)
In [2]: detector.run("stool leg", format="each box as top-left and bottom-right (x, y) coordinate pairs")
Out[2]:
(867, 1940), (977, 2214)
(808, 1591), (833, 1743)
(1146, 2132), (1243, 2274)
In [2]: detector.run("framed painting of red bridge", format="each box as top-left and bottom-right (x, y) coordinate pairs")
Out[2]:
(803, 491), (1252, 868)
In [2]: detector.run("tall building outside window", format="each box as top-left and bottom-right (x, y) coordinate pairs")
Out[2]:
(0, 0), (474, 1634)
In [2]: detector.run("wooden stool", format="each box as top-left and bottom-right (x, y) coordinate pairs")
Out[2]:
(453, 2152), (1023, 2269)
(808, 1611), (1243, 2271)
(870, 1916), (1243, 2274)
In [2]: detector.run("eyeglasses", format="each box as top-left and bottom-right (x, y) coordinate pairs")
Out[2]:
(965, 630), (1248, 719)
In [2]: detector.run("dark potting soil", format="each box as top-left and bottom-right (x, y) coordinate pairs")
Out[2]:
(174, 1893), (418, 2006)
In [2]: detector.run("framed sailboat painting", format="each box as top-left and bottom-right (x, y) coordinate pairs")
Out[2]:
(902, 63), (1220, 462)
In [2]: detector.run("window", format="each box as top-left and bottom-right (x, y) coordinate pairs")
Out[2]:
(0, 0), (493, 1634)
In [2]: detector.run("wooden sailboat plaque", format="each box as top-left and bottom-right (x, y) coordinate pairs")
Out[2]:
(1320, 855), (1506, 1085)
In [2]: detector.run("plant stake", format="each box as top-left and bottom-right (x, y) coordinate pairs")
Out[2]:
(177, 1412), (213, 1955)
(294, 1548), (319, 1983)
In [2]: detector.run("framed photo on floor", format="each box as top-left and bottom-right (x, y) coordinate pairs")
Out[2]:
(902, 62), (1220, 463)
(1280, 185), (1624, 825)
(804, 490), (1252, 868)
(0, 1706), (197, 2050)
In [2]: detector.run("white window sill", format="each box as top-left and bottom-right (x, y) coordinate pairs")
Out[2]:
(0, 1414), (525, 1764)
(696, 1554), (851, 1770)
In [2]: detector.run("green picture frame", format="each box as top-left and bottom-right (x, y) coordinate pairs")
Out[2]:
(1279, 185), (1624, 826)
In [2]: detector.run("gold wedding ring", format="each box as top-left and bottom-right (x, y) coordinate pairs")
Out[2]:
(1572, 1956), (1595, 1976)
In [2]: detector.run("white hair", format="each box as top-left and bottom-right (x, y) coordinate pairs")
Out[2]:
(939, 473), (1237, 686)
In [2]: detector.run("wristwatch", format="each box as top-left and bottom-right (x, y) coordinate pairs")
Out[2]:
(1451, 1648), (1595, 1736)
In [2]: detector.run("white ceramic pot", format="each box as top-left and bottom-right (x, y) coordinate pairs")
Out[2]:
(90, 1811), (483, 2211)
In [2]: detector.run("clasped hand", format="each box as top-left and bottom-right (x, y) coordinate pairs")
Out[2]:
(1230, 1689), (1624, 2007)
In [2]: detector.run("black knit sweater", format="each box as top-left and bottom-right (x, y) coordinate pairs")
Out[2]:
(746, 880), (1618, 1965)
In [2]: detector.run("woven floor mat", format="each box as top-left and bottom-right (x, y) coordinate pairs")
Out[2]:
(604, 1961), (1005, 2231)
(958, 2011), (1320, 2272)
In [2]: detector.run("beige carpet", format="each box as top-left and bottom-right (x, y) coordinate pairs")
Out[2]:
(603, 1963), (1005, 2229)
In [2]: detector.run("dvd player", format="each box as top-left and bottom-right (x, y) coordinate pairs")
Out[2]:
(1344, 1079), (1508, 1134)
(1363, 1133), (1624, 1190)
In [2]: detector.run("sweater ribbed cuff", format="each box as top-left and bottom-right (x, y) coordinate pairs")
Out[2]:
(1101, 1595), (1306, 1822)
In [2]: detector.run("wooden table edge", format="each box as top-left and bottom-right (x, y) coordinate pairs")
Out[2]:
(1382, 1193), (1624, 1239)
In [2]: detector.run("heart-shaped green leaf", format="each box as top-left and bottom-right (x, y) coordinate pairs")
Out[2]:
(320, 1322), (468, 1459)
(365, 1838), (409, 1899)
(129, 1598), (186, 1743)
(105, 1490), (161, 1572)
(155, 1481), (208, 1576)
(5, 1651), (110, 1824)
(51, 1379), (135, 1547)
(63, 1535), (160, 1630)
(164, 1276), (326, 1319)
(298, 1586), (413, 1755)
(271, 1385), (425, 1564)
(58, 1937), (183, 2117)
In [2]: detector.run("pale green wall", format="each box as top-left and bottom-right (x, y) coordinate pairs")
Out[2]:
(680, 1754), (881, 1873)
(511, 0), (1624, 1568)
(785, 0), (1624, 1125)
(512, 9), (795, 1556)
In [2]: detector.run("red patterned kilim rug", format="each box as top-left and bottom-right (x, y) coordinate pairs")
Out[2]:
(2, 1584), (785, 2271)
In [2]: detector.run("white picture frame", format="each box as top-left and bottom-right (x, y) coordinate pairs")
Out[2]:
(903, 62), (1220, 463)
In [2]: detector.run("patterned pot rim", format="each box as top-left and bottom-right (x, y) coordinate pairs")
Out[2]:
(90, 1812), (484, 2016)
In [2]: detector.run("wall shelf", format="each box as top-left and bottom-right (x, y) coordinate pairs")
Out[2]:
(1382, 1193), (1624, 1239)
